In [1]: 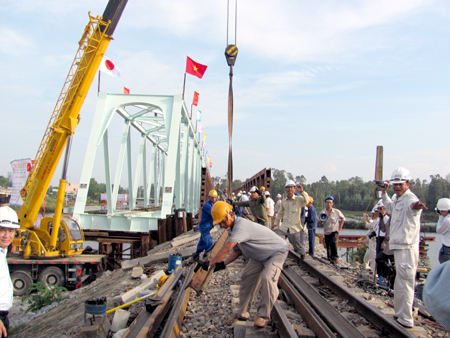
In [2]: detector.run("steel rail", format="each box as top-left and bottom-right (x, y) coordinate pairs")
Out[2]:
(160, 264), (196, 338)
(283, 265), (365, 338)
(270, 301), (299, 338)
(278, 274), (336, 338)
(288, 250), (417, 338)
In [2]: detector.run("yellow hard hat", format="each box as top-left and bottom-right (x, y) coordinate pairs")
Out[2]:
(260, 186), (265, 190)
(209, 190), (218, 197)
(159, 274), (168, 286)
(309, 197), (314, 203)
(211, 201), (233, 225)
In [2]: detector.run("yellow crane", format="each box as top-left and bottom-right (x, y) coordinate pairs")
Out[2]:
(15, 0), (128, 259)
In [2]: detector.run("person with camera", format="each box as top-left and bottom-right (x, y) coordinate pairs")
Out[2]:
(318, 195), (345, 265)
(363, 207), (379, 272)
(379, 167), (427, 329)
(273, 180), (310, 259)
(232, 186), (269, 227)
(435, 198), (450, 264)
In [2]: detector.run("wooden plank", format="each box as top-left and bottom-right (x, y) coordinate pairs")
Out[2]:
(188, 230), (228, 294)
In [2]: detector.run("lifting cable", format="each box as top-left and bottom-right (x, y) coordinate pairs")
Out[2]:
(225, 0), (238, 199)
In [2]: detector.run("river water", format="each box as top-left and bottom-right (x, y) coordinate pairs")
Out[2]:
(315, 228), (442, 270)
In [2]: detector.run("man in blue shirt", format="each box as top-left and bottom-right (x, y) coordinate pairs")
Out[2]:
(193, 190), (218, 261)
(305, 197), (317, 256)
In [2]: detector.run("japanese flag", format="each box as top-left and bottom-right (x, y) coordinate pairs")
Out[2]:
(100, 56), (121, 77)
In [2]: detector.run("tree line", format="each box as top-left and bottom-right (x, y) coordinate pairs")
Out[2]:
(214, 170), (450, 215)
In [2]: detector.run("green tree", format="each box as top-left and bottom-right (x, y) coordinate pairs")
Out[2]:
(0, 175), (11, 187)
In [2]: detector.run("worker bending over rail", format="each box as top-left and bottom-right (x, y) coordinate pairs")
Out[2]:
(196, 201), (288, 328)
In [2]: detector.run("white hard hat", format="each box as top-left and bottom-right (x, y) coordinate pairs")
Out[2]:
(237, 192), (242, 197)
(376, 201), (384, 208)
(371, 207), (379, 214)
(437, 198), (450, 211)
(265, 191), (270, 196)
(0, 206), (20, 229)
(390, 167), (411, 184)
(250, 186), (258, 193)
(239, 191), (242, 194)
(242, 191), (246, 194)
(285, 180), (296, 187)
(277, 194), (281, 198)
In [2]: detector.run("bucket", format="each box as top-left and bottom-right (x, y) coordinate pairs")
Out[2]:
(84, 297), (107, 324)
(416, 283), (425, 301)
(168, 253), (182, 274)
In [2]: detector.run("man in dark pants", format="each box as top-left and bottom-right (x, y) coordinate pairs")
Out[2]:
(305, 197), (317, 256)
(193, 190), (218, 261)
(0, 204), (20, 337)
(318, 196), (345, 264)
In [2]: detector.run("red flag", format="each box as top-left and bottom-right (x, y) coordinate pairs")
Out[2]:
(186, 56), (207, 79)
(192, 91), (199, 106)
(123, 87), (130, 94)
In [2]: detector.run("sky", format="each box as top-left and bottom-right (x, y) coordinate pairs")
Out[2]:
(1, 0), (450, 188)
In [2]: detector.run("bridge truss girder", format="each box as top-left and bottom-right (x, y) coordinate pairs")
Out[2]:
(73, 92), (205, 232)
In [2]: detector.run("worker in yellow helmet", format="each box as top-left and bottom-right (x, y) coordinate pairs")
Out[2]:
(196, 201), (288, 328)
(193, 190), (218, 261)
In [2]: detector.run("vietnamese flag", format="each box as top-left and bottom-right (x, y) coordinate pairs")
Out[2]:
(192, 91), (199, 106)
(123, 87), (130, 94)
(186, 56), (207, 79)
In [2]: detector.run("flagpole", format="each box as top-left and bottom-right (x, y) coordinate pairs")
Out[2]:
(182, 72), (187, 100)
(98, 71), (101, 95)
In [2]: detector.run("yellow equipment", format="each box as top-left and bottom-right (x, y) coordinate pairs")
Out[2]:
(15, 1), (128, 259)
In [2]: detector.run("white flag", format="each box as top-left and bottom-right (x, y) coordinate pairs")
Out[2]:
(100, 56), (121, 77)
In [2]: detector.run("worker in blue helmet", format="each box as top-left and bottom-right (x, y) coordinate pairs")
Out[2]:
(318, 195), (345, 265)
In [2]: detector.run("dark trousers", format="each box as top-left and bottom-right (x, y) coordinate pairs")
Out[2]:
(439, 245), (450, 264)
(0, 312), (9, 338)
(324, 232), (339, 262)
(308, 229), (316, 256)
(376, 250), (394, 279)
(376, 236), (385, 255)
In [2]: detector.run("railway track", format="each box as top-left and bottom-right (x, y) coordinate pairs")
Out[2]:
(274, 250), (419, 338)
(121, 249), (423, 338)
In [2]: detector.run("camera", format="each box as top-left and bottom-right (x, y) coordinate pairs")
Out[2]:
(375, 180), (388, 188)
(368, 231), (377, 239)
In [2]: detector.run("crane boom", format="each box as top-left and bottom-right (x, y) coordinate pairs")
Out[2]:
(19, 0), (128, 233)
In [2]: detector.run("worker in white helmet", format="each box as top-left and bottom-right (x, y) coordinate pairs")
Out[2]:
(264, 191), (275, 228)
(273, 180), (309, 259)
(379, 167), (427, 329)
(435, 198), (450, 264)
(274, 194), (282, 220)
(0, 196), (20, 337)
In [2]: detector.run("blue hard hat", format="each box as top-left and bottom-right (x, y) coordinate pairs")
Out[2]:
(325, 195), (334, 201)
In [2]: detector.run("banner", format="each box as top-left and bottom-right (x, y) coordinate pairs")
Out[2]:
(100, 193), (129, 202)
(10, 159), (32, 206)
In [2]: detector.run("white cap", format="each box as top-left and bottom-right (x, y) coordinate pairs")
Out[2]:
(0, 206), (20, 229)
(277, 194), (281, 198)
(250, 186), (258, 193)
(265, 191), (270, 196)
(285, 180), (296, 187)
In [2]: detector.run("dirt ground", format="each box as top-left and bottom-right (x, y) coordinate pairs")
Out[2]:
(9, 269), (140, 338)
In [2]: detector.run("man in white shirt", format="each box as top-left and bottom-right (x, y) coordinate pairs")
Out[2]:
(380, 167), (427, 329)
(264, 191), (275, 228)
(273, 180), (309, 259)
(0, 204), (20, 337)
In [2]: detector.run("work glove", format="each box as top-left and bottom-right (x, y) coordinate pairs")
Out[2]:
(213, 261), (226, 272)
(194, 260), (210, 272)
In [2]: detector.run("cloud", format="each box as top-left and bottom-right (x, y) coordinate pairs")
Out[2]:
(0, 28), (34, 56)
